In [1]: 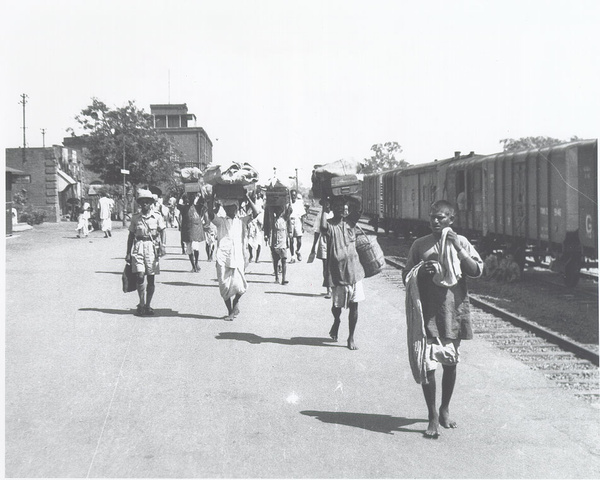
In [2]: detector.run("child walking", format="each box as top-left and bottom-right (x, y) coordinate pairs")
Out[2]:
(264, 204), (291, 285)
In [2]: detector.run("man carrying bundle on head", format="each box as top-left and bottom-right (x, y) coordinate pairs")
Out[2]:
(320, 194), (365, 350)
(208, 193), (259, 321)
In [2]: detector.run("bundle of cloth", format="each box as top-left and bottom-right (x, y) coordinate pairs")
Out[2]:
(180, 167), (203, 183)
(311, 158), (363, 198)
(204, 162), (259, 186)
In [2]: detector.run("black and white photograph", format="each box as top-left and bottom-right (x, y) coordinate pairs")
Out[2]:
(3, 0), (599, 478)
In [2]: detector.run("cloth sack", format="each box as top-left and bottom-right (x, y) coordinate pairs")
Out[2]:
(430, 337), (460, 365)
(204, 162), (259, 186)
(122, 263), (137, 293)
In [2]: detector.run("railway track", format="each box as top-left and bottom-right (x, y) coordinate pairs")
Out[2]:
(382, 255), (599, 405)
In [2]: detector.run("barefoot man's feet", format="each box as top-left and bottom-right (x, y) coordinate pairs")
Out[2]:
(329, 323), (339, 342)
(439, 407), (457, 429)
(347, 338), (358, 350)
(424, 418), (440, 438)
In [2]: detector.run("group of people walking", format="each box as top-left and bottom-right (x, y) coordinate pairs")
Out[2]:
(124, 186), (484, 439)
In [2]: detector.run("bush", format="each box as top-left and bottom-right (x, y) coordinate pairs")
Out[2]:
(20, 209), (47, 225)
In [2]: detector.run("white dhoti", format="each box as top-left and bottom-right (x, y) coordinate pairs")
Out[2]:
(216, 263), (247, 301)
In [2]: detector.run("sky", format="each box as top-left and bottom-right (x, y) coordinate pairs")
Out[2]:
(2, 0), (599, 187)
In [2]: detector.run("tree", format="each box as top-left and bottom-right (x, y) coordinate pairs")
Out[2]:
(500, 136), (581, 152)
(361, 142), (409, 174)
(68, 98), (178, 189)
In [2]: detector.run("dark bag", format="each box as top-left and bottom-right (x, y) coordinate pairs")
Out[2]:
(122, 263), (137, 293)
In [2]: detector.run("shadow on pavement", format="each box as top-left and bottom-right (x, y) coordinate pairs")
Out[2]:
(215, 332), (343, 347)
(300, 410), (426, 435)
(79, 307), (221, 320)
(96, 270), (122, 275)
(245, 272), (273, 277)
(159, 269), (199, 273)
(160, 281), (218, 287)
(264, 291), (324, 297)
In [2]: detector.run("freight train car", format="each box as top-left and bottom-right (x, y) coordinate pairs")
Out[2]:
(472, 139), (598, 286)
(364, 151), (482, 236)
(362, 140), (598, 286)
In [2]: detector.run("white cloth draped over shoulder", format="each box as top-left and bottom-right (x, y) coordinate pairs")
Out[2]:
(431, 227), (462, 287)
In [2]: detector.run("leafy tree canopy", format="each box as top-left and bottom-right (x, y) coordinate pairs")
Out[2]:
(361, 142), (410, 174)
(68, 98), (177, 188)
(500, 136), (581, 152)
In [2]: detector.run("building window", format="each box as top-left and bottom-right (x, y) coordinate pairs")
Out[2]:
(168, 115), (180, 128)
(155, 115), (167, 128)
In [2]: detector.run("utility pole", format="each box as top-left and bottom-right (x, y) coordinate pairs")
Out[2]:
(41, 128), (46, 147)
(289, 168), (299, 191)
(121, 141), (128, 226)
(19, 93), (28, 163)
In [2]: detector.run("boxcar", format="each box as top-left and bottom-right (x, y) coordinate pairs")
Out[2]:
(361, 141), (597, 285)
(473, 139), (597, 285)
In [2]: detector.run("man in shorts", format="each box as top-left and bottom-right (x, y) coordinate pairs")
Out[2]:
(320, 195), (364, 350)
(126, 189), (167, 316)
(403, 200), (483, 438)
(288, 190), (306, 262)
(264, 204), (291, 285)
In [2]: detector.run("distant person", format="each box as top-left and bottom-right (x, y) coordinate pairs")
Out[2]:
(179, 192), (208, 272)
(402, 200), (483, 438)
(264, 204), (291, 285)
(167, 196), (179, 228)
(288, 190), (306, 262)
(320, 195), (364, 350)
(98, 192), (115, 238)
(247, 192), (264, 263)
(76, 202), (91, 238)
(126, 189), (167, 316)
(208, 195), (259, 321)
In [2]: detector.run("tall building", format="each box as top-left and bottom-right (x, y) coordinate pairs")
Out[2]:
(5, 146), (80, 222)
(150, 104), (213, 171)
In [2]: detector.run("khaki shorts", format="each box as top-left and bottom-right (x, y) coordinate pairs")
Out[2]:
(331, 281), (365, 309)
(425, 338), (461, 371)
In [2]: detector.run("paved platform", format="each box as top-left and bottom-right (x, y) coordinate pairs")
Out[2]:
(5, 222), (600, 478)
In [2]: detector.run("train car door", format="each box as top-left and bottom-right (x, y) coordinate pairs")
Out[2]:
(495, 155), (505, 235)
(577, 141), (598, 256)
(547, 147), (567, 246)
(512, 152), (527, 239)
(526, 153), (539, 243)
(504, 153), (513, 237)
(537, 150), (550, 242)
